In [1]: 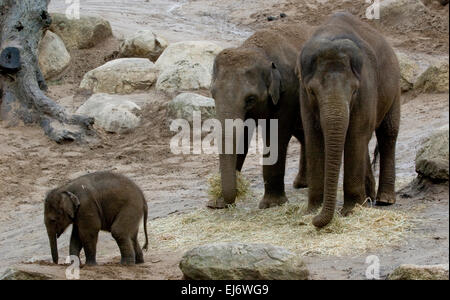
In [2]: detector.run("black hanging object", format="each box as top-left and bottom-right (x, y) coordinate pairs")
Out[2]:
(0, 47), (21, 73)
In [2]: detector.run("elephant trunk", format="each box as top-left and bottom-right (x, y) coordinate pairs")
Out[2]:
(313, 101), (349, 228)
(218, 110), (245, 205)
(219, 154), (237, 204)
(47, 227), (58, 264)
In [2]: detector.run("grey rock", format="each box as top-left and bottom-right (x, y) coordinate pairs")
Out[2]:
(167, 93), (215, 123)
(179, 243), (309, 280)
(416, 126), (449, 181)
(38, 31), (71, 79)
(388, 264), (449, 280)
(80, 58), (157, 94)
(76, 93), (142, 133)
(49, 13), (112, 49)
(1, 268), (52, 280)
(119, 30), (168, 62)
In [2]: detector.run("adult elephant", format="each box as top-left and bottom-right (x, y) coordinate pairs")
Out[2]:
(208, 24), (314, 209)
(298, 12), (401, 228)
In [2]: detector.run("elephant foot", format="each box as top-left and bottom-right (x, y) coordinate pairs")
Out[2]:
(120, 257), (136, 266)
(304, 204), (320, 215)
(135, 257), (145, 264)
(206, 197), (232, 209)
(85, 260), (97, 266)
(259, 194), (288, 209)
(375, 192), (396, 206)
(293, 174), (308, 189)
(340, 205), (356, 217)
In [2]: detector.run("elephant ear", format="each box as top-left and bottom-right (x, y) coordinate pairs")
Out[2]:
(60, 191), (80, 220)
(268, 62), (282, 106)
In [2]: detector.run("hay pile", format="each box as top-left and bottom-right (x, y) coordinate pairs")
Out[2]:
(207, 173), (251, 201)
(149, 195), (414, 257)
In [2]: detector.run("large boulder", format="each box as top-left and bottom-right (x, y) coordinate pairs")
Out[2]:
(0, 268), (52, 280)
(80, 58), (157, 94)
(38, 31), (71, 80)
(179, 243), (309, 280)
(155, 41), (223, 93)
(396, 52), (421, 92)
(414, 59), (449, 93)
(119, 30), (168, 62)
(388, 264), (449, 280)
(167, 93), (216, 123)
(49, 13), (113, 49)
(76, 93), (142, 133)
(415, 126), (449, 181)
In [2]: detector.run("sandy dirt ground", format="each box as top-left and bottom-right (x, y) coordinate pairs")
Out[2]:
(0, 0), (448, 279)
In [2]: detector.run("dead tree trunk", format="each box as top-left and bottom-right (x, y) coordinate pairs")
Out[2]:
(0, 0), (94, 143)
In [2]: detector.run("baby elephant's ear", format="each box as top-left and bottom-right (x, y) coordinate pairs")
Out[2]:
(269, 62), (282, 106)
(61, 191), (80, 219)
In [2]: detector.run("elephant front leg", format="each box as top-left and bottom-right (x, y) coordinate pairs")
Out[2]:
(69, 225), (83, 259)
(259, 129), (290, 209)
(79, 229), (99, 266)
(342, 134), (371, 216)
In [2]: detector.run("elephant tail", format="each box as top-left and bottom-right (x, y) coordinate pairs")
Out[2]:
(142, 201), (149, 251)
(372, 143), (379, 168)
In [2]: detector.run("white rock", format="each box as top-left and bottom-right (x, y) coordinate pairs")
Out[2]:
(155, 41), (223, 93)
(119, 30), (168, 62)
(80, 58), (157, 94)
(76, 93), (142, 133)
(167, 93), (216, 123)
(38, 31), (71, 79)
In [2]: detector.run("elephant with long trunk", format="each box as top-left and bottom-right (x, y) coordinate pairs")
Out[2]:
(208, 24), (314, 209)
(298, 12), (401, 228)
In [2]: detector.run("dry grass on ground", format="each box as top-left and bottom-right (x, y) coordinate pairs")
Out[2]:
(149, 177), (414, 257)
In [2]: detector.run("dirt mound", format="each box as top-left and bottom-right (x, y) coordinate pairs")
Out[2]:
(246, 0), (449, 55)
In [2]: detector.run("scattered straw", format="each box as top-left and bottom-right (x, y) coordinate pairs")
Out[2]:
(207, 172), (251, 202)
(149, 196), (414, 257)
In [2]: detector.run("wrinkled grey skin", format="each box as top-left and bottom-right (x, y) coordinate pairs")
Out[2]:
(209, 24), (314, 209)
(298, 12), (401, 228)
(44, 172), (149, 266)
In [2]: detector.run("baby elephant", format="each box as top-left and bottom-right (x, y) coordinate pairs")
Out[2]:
(44, 172), (149, 266)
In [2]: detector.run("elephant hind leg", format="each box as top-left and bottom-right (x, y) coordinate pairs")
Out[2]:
(132, 232), (145, 264)
(111, 210), (140, 266)
(365, 150), (376, 203)
(375, 98), (400, 206)
(293, 130), (308, 189)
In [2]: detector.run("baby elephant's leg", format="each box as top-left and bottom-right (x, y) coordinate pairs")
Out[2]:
(78, 228), (99, 266)
(132, 233), (145, 264)
(69, 225), (83, 259)
(111, 210), (140, 266)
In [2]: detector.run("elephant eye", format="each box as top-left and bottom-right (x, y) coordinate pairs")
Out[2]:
(245, 95), (257, 109)
(308, 88), (316, 99)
